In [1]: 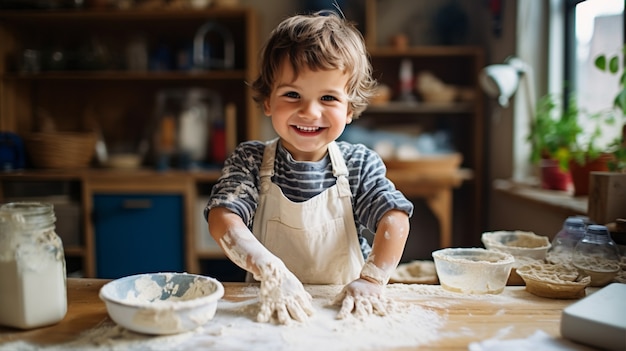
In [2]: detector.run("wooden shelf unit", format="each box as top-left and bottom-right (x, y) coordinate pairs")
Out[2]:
(360, 0), (486, 247)
(0, 7), (259, 139)
(0, 7), (257, 278)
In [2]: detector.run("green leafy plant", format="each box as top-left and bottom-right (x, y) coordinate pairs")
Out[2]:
(528, 94), (582, 171)
(605, 136), (626, 171)
(595, 49), (626, 115)
(528, 50), (625, 173)
(595, 48), (626, 171)
(568, 108), (619, 166)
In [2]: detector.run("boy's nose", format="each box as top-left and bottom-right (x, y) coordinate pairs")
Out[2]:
(298, 100), (322, 119)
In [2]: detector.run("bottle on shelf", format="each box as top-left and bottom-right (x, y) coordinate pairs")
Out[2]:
(572, 224), (621, 287)
(397, 59), (416, 103)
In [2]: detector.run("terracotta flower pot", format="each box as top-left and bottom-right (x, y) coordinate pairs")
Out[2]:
(540, 159), (572, 192)
(569, 154), (613, 197)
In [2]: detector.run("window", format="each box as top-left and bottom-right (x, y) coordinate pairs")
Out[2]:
(566, 0), (624, 149)
(511, 1), (624, 181)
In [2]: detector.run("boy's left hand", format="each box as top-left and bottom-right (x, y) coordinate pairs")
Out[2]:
(333, 278), (395, 319)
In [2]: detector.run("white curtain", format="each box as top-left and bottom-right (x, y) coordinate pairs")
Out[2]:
(513, 0), (555, 181)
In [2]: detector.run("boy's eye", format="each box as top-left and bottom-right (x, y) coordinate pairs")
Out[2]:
(321, 95), (338, 102)
(284, 91), (300, 99)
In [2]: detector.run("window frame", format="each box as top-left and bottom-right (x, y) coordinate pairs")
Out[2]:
(563, 0), (626, 105)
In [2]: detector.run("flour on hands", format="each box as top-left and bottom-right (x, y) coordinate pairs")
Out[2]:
(218, 226), (315, 325)
(255, 259), (315, 324)
(333, 278), (395, 320)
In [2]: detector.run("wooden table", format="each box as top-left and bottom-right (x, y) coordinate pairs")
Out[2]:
(0, 278), (590, 351)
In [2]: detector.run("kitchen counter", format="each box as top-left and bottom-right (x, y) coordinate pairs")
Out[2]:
(0, 278), (590, 351)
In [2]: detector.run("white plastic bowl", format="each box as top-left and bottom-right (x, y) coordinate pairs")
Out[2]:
(432, 248), (514, 294)
(99, 272), (224, 335)
(481, 230), (551, 260)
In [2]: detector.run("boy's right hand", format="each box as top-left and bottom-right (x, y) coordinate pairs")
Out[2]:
(255, 260), (314, 324)
(207, 210), (314, 324)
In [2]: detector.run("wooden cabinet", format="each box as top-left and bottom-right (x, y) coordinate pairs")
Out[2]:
(0, 7), (258, 278)
(358, 0), (486, 248)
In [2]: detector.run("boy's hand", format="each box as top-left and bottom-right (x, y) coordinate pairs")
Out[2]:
(333, 278), (395, 320)
(256, 260), (315, 324)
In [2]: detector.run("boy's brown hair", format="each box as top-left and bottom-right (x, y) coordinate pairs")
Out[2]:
(251, 11), (376, 118)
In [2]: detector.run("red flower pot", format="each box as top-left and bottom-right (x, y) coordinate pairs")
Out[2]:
(569, 154), (613, 197)
(540, 159), (572, 191)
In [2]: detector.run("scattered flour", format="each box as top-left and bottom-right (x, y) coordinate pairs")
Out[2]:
(0, 284), (460, 351)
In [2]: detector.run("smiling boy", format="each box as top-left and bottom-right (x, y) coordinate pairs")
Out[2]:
(205, 11), (413, 324)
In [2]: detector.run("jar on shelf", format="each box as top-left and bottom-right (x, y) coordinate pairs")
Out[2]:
(0, 202), (67, 329)
(546, 216), (587, 265)
(572, 224), (621, 287)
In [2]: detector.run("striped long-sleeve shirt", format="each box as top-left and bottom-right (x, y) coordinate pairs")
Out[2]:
(204, 140), (414, 258)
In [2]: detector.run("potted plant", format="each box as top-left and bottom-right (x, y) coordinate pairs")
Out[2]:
(554, 49), (626, 196)
(528, 50), (626, 195)
(528, 91), (619, 194)
(567, 108), (618, 196)
(527, 94), (581, 191)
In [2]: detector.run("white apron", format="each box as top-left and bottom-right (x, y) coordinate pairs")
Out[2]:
(250, 139), (365, 284)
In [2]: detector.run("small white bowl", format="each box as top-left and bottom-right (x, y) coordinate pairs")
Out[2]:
(432, 248), (514, 294)
(99, 272), (224, 335)
(481, 230), (551, 260)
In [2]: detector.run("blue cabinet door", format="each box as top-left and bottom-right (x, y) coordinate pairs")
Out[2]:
(94, 194), (184, 279)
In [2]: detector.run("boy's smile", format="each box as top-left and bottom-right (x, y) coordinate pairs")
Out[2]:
(264, 59), (354, 162)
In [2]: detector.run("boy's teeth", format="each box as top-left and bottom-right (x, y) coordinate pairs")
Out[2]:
(296, 126), (319, 132)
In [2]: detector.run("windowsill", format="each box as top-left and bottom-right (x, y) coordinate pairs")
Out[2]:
(493, 179), (587, 215)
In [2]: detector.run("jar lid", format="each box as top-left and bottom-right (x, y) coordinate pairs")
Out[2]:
(586, 224), (609, 236)
(0, 202), (55, 228)
(565, 217), (585, 228)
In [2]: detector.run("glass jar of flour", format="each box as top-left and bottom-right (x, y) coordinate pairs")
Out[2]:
(572, 224), (621, 287)
(0, 202), (67, 329)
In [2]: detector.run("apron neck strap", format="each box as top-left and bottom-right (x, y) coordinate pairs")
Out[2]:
(259, 138), (278, 178)
(327, 142), (348, 177)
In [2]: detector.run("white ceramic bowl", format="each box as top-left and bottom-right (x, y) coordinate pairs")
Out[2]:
(432, 248), (515, 294)
(99, 272), (224, 335)
(481, 230), (551, 260)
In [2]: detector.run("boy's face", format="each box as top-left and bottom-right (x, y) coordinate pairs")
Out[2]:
(263, 59), (354, 162)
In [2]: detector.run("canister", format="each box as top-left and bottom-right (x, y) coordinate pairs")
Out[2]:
(0, 202), (67, 329)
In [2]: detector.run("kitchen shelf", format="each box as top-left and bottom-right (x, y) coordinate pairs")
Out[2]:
(196, 250), (227, 259)
(0, 6), (258, 279)
(3, 71), (248, 81)
(366, 101), (475, 114)
(64, 246), (85, 257)
(368, 46), (484, 57)
(0, 8), (253, 21)
(0, 169), (222, 182)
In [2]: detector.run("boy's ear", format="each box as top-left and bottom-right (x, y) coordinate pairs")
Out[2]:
(346, 109), (354, 124)
(263, 99), (271, 116)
